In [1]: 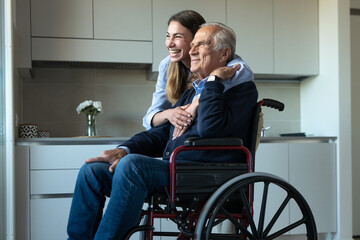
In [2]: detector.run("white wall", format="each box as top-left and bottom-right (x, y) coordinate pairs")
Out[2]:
(20, 68), (302, 138)
(301, 0), (353, 239)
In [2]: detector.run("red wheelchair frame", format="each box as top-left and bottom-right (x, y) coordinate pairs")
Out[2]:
(124, 99), (317, 240)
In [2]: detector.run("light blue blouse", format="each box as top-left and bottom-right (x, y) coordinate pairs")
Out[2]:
(142, 54), (254, 130)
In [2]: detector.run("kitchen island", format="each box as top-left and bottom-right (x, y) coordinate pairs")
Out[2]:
(15, 136), (337, 240)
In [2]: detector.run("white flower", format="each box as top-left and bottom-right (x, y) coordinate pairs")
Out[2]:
(93, 101), (102, 112)
(76, 100), (102, 115)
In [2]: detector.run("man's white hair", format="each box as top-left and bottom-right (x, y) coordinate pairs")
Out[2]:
(200, 22), (236, 63)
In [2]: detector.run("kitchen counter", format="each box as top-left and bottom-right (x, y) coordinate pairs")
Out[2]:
(16, 136), (337, 145)
(260, 136), (337, 143)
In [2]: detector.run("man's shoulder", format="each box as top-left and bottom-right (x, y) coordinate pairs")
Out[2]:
(227, 80), (256, 90)
(225, 80), (258, 96)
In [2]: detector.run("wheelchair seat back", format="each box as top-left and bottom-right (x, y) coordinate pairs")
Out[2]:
(175, 163), (248, 198)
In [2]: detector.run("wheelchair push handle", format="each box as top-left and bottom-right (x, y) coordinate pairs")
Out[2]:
(259, 98), (285, 111)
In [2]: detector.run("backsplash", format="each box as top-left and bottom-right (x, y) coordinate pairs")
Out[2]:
(20, 68), (300, 137)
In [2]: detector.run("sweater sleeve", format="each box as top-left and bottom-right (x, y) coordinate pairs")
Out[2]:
(118, 122), (171, 157)
(222, 54), (254, 91)
(197, 81), (258, 138)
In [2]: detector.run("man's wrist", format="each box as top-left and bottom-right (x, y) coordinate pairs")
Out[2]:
(117, 146), (130, 154)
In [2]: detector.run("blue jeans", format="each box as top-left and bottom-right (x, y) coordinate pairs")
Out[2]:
(67, 154), (169, 240)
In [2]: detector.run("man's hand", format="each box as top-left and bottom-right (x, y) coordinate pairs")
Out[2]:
(172, 97), (199, 139)
(85, 148), (127, 173)
(210, 63), (241, 80)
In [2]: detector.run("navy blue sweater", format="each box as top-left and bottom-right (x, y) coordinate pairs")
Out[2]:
(119, 80), (258, 163)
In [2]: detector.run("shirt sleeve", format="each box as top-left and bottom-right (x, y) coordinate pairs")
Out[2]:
(221, 54), (254, 92)
(117, 146), (130, 154)
(142, 55), (172, 130)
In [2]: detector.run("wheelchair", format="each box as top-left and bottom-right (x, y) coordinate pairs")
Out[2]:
(124, 99), (317, 240)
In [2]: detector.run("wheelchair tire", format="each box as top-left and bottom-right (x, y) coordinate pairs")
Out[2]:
(194, 172), (317, 240)
(138, 215), (149, 240)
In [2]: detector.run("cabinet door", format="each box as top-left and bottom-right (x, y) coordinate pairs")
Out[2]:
(30, 144), (117, 170)
(93, 0), (152, 41)
(254, 143), (290, 235)
(31, 198), (72, 240)
(289, 143), (336, 234)
(31, 0), (93, 38)
(227, 0), (274, 74)
(274, 0), (318, 75)
(30, 170), (79, 195)
(151, 0), (226, 72)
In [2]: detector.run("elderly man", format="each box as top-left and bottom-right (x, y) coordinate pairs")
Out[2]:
(67, 22), (258, 240)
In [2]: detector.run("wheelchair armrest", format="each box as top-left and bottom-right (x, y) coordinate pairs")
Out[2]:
(184, 137), (243, 146)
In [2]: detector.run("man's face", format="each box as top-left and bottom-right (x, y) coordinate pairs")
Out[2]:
(189, 26), (226, 79)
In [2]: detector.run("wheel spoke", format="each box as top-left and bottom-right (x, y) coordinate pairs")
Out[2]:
(263, 192), (292, 237)
(239, 186), (258, 238)
(194, 173), (317, 240)
(258, 181), (269, 237)
(267, 218), (307, 239)
(206, 233), (245, 240)
(218, 207), (256, 240)
(218, 207), (240, 228)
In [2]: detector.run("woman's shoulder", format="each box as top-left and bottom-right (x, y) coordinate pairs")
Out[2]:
(159, 55), (171, 70)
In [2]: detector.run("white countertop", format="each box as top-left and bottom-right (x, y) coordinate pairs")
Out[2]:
(16, 136), (337, 145)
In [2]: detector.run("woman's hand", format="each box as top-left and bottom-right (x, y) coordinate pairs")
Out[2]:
(85, 148), (127, 173)
(172, 97), (199, 139)
(152, 105), (193, 129)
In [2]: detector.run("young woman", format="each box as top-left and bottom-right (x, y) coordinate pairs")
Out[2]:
(143, 10), (205, 130)
(143, 10), (254, 132)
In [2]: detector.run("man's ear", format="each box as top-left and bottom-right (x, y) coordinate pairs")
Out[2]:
(220, 47), (231, 63)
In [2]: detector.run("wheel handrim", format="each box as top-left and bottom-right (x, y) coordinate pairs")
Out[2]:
(195, 173), (317, 240)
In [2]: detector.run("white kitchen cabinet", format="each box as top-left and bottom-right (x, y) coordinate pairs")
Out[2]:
(15, 143), (162, 240)
(254, 142), (336, 234)
(274, 0), (319, 75)
(227, 0), (318, 77)
(151, 0), (226, 75)
(15, 144), (118, 240)
(288, 143), (336, 234)
(31, 198), (72, 240)
(254, 143), (290, 234)
(28, 0), (153, 65)
(227, 0), (274, 74)
(31, 0), (93, 39)
(93, 0), (152, 41)
(31, 37), (152, 63)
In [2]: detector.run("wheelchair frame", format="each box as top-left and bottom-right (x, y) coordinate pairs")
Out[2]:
(124, 99), (317, 240)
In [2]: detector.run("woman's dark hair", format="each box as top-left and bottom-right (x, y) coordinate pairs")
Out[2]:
(168, 10), (206, 37)
(166, 10), (205, 104)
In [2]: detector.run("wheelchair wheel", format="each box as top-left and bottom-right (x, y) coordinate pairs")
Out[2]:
(194, 172), (317, 240)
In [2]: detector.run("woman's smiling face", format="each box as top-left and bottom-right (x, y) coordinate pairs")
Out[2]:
(165, 21), (193, 68)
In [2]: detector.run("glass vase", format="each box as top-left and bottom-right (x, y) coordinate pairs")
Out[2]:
(86, 114), (97, 136)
